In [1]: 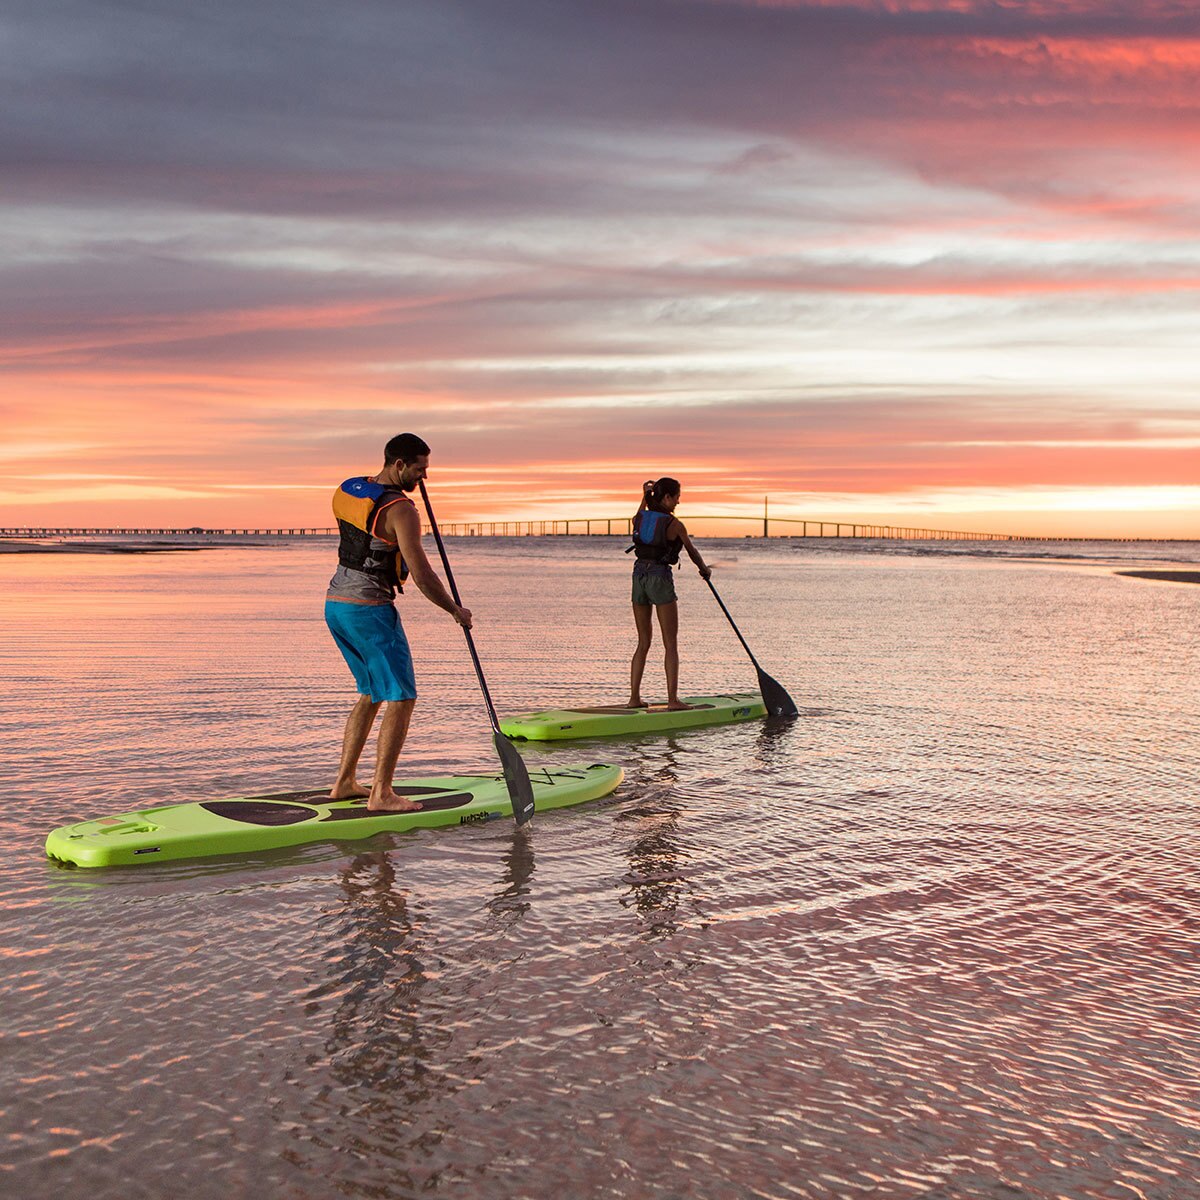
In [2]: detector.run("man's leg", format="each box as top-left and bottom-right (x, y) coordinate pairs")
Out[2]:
(368, 699), (419, 812)
(331, 694), (381, 798)
(628, 603), (654, 707)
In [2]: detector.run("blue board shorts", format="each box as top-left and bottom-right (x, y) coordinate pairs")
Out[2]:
(325, 600), (417, 702)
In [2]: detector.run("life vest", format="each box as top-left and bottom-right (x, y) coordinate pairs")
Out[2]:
(332, 477), (411, 590)
(628, 508), (682, 565)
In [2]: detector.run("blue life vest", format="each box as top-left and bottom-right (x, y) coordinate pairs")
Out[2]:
(332, 477), (411, 590)
(628, 508), (682, 565)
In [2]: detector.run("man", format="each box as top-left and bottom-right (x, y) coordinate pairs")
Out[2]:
(325, 433), (471, 812)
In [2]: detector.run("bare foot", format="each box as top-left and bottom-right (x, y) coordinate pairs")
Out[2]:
(367, 788), (424, 813)
(626, 697), (646, 709)
(665, 700), (694, 711)
(329, 781), (371, 800)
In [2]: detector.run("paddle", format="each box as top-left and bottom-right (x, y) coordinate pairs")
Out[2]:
(703, 575), (799, 718)
(418, 480), (536, 825)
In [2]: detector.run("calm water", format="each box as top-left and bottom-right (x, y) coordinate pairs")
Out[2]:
(2, 538), (1199, 1200)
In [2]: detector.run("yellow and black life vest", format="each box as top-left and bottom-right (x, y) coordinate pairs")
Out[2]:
(332, 477), (412, 590)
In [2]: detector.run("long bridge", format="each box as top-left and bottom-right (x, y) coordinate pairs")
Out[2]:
(415, 516), (1020, 540)
(0, 519), (1096, 542)
(0, 527), (335, 537)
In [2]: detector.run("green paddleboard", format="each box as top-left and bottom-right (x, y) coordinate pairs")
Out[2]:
(46, 763), (623, 868)
(500, 692), (767, 741)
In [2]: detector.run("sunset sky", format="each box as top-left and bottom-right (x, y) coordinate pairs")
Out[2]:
(3, 0), (1198, 537)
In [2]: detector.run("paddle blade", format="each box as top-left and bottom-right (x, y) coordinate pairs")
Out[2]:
(494, 730), (536, 824)
(757, 668), (799, 719)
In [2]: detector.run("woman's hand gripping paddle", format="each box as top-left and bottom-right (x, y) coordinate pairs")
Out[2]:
(704, 575), (799, 718)
(419, 481), (536, 825)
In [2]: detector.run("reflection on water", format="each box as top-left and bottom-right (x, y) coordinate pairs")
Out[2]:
(2, 539), (1200, 1199)
(754, 712), (808, 767)
(486, 830), (536, 928)
(319, 854), (430, 1093)
(288, 854), (436, 1190)
(616, 742), (697, 942)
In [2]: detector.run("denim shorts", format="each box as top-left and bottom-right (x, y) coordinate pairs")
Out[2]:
(325, 600), (417, 702)
(631, 562), (677, 606)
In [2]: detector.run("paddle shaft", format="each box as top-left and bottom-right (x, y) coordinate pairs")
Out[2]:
(418, 481), (536, 824)
(704, 575), (799, 718)
(704, 575), (764, 672)
(418, 480), (501, 731)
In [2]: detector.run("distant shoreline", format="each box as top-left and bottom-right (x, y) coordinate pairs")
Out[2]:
(4, 538), (1199, 574)
(1115, 570), (1200, 585)
(0, 539), (217, 555)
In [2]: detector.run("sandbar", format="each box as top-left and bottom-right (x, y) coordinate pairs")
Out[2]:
(0, 539), (215, 555)
(1115, 569), (1200, 585)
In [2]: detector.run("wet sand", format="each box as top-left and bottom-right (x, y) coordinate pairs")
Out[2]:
(1116, 569), (1200, 585)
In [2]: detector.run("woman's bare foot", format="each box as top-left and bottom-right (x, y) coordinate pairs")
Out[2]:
(626, 697), (646, 709)
(329, 780), (371, 800)
(665, 699), (693, 711)
(367, 787), (424, 813)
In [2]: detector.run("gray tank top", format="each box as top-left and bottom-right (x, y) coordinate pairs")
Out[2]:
(327, 558), (396, 606)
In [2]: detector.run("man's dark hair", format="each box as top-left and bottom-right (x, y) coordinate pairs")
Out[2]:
(384, 433), (431, 466)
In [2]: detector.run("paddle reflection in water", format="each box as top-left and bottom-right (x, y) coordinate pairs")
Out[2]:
(753, 712), (805, 768)
(485, 830), (536, 930)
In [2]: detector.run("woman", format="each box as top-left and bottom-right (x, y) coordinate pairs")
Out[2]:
(628, 477), (712, 710)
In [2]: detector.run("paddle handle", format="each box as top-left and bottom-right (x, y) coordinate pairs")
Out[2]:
(418, 481), (502, 733)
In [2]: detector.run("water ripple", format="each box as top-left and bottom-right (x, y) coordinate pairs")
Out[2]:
(2, 542), (1199, 1198)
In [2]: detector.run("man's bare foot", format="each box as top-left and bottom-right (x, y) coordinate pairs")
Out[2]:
(626, 697), (646, 709)
(367, 788), (424, 813)
(329, 781), (371, 800)
(665, 700), (693, 711)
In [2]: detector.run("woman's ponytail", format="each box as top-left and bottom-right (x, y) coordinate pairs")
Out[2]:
(648, 477), (681, 510)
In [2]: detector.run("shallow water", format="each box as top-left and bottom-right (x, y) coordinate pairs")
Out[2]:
(2, 538), (1199, 1199)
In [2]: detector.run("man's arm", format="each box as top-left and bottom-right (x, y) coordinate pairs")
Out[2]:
(670, 518), (712, 579)
(387, 503), (472, 627)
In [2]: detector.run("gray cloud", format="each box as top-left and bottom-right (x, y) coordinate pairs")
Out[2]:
(5, 0), (1198, 216)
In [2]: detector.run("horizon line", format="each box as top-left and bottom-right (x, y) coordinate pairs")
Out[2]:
(3, 524), (1197, 545)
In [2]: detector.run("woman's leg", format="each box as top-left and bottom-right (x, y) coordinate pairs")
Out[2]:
(628, 603), (654, 706)
(656, 601), (689, 709)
